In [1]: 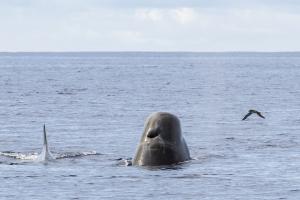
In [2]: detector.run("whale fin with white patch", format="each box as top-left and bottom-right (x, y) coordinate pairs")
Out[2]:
(37, 124), (55, 161)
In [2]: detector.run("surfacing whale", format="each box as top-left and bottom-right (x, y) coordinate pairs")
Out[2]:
(133, 112), (190, 166)
(0, 125), (98, 163)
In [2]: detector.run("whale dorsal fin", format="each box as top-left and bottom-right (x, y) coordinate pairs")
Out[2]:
(43, 124), (48, 149)
(38, 124), (55, 161)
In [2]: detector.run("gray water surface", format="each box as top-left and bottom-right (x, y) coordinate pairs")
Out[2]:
(0, 52), (300, 199)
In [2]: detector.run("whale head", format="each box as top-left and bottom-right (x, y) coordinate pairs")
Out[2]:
(133, 112), (190, 166)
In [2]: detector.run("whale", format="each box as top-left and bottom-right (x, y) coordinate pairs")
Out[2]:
(0, 125), (98, 163)
(133, 112), (190, 166)
(37, 124), (55, 161)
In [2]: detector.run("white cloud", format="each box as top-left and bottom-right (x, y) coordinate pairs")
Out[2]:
(0, 1), (300, 51)
(135, 7), (197, 24)
(171, 8), (197, 24)
(135, 9), (163, 21)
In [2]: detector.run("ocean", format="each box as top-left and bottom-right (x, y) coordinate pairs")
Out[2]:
(0, 52), (300, 199)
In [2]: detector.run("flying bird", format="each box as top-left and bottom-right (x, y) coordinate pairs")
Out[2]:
(242, 109), (265, 120)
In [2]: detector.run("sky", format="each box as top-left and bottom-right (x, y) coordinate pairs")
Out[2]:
(1, 0), (300, 52)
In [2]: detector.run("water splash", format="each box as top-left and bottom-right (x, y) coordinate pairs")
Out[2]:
(0, 150), (99, 162)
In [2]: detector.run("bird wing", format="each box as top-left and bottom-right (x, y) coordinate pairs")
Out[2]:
(256, 112), (265, 119)
(242, 112), (252, 120)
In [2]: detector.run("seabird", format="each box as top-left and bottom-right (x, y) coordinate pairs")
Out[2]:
(242, 109), (265, 120)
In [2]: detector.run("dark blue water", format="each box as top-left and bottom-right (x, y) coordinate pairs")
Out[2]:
(0, 52), (300, 199)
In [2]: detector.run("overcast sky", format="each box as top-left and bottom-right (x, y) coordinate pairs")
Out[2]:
(1, 0), (300, 52)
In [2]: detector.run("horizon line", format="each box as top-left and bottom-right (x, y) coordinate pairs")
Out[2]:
(1, 51), (300, 54)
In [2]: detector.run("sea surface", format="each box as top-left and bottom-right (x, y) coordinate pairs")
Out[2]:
(0, 52), (300, 200)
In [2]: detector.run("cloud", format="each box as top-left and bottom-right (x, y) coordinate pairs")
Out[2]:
(0, 1), (300, 51)
(171, 8), (197, 24)
(135, 7), (197, 24)
(135, 9), (164, 21)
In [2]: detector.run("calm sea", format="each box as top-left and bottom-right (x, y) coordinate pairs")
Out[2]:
(0, 52), (300, 199)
